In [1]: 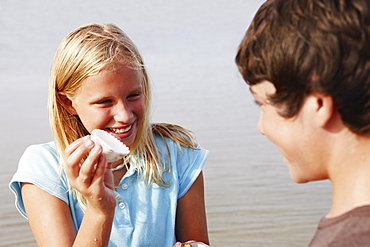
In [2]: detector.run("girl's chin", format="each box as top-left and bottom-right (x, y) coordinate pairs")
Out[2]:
(119, 136), (137, 148)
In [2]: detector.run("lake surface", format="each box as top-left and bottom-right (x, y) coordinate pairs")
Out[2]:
(0, 1), (331, 246)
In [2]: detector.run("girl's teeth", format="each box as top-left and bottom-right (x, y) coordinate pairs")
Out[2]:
(110, 126), (131, 133)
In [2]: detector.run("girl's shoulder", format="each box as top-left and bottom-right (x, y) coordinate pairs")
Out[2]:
(153, 129), (209, 169)
(21, 141), (59, 164)
(19, 141), (61, 175)
(152, 126), (209, 199)
(10, 142), (69, 219)
(152, 123), (198, 149)
(24, 141), (58, 155)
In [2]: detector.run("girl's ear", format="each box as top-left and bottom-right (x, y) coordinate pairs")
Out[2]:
(57, 92), (78, 115)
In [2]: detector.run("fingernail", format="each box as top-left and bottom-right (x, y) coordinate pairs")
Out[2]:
(85, 140), (94, 148)
(83, 135), (90, 140)
(91, 145), (101, 154)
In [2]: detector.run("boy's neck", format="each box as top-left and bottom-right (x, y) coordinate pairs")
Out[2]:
(327, 133), (370, 218)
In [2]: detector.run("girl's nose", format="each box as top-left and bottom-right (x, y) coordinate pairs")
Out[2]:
(113, 102), (133, 123)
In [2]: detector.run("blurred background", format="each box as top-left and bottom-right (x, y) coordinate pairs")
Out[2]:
(0, 1), (331, 246)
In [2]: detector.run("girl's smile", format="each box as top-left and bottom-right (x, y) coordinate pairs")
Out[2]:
(106, 125), (134, 141)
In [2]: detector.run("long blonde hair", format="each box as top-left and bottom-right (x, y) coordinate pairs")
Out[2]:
(48, 23), (197, 207)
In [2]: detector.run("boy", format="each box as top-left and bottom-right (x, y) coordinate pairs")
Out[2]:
(236, 0), (370, 246)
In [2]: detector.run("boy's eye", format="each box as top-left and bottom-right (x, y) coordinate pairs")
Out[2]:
(254, 100), (262, 107)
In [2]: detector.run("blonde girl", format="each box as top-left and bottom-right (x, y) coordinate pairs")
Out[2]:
(10, 23), (209, 247)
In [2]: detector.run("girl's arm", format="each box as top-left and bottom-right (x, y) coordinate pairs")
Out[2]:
(22, 137), (116, 247)
(175, 171), (210, 245)
(22, 183), (77, 246)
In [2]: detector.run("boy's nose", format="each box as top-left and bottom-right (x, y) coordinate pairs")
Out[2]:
(257, 115), (265, 135)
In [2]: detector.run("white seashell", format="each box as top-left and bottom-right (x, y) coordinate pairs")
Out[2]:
(90, 129), (130, 162)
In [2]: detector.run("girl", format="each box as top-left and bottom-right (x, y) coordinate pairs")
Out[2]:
(10, 23), (209, 247)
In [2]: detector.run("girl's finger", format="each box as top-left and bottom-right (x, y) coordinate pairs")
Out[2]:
(103, 159), (114, 191)
(65, 135), (90, 156)
(89, 148), (107, 184)
(65, 139), (94, 179)
(78, 144), (102, 186)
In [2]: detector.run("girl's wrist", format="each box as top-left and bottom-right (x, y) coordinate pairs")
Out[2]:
(86, 200), (116, 218)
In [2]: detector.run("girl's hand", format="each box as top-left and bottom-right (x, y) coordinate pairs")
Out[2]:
(173, 241), (210, 247)
(64, 136), (116, 213)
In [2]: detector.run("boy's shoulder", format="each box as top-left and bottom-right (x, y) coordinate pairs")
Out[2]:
(309, 205), (370, 247)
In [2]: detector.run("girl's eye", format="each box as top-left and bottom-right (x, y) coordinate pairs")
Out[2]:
(97, 99), (112, 104)
(128, 93), (141, 100)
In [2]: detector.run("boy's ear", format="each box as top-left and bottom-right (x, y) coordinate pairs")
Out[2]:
(57, 92), (78, 115)
(312, 93), (335, 128)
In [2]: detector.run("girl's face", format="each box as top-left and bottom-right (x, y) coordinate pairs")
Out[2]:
(62, 64), (145, 147)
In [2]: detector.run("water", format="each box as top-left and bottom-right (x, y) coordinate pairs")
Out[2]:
(0, 1), (332, 246)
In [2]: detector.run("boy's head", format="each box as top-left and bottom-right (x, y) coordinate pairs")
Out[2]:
(236, 0), (370, 134)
